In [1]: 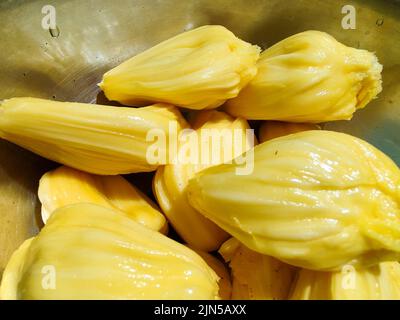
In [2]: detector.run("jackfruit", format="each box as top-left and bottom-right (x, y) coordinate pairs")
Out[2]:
(290, 262), (400, 300)
(189, 247), (232, 300)
(225, 30), (382, 122)
(219, 238), (295, 300)
(100, 25), (260, 110)
(0, 97), (187, 175)
(259, 121), (320, 143)
(38, 166), (167, 233)
(0, 238), (34, 300)
(153, 110), (256, 251)
(187, 130), (400, 270)
(0, 203), (220, 300)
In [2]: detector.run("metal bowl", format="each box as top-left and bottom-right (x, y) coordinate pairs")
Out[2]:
(0, 0), (399, 275)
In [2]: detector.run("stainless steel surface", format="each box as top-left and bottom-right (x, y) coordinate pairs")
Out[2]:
(0, 0), (399, 266)
(0, 140), (44, 277)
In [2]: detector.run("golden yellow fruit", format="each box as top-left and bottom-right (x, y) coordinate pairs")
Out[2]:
(0, 203), (220, 300)
(189, 247), (232, 300)
(219, 238), (295, 300)
(225, 31), (382, 122)
(290, 262), (400, 300)
(258, 121), (320, 143)
(154, 110), (256, 251)
(100, 25), (260, 110)
(38, 166), (167, 233)
(0, 238), (34, 300)
(187, 130), (400, 270)
(0, 97), (187, 175)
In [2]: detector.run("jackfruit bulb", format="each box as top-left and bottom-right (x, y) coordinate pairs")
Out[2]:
(225, 31), (382, 122)
(219, 238), (295, 300)
(100, 25), (260, 109)
(38, 166), (167, 233)
(0, 97), (187, 175)
(154, 110), (256, 251)
(187, 130), (400, 270)
(189, 247), (232, 300)
(0, 238), (35, 300)
(0, 203), (220, 300)
(290, 262), (400, 300)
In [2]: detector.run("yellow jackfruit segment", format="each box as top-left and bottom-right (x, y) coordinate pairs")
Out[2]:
(290, 262), (400, 300)
(189, 247), (232, 300)
(38, 166), (167, 233)
(187, 130), (400, 270)
(0, 238), (34, 300)
(0, 97), (187, 175)
(100, 25), (260, 110)
(0, 203), (220, 300)
(219, 238), (295, 300)
(225, 30), (382, 122)
(153, 110), (256, 251)
(258, 121), (320, 143)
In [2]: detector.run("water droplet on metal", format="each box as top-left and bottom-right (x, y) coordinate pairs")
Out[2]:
(49, 26), (60, 38)
(376, 18), (384, 26)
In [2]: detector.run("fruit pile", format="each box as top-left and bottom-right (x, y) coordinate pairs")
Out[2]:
(1, 25), (399, 300)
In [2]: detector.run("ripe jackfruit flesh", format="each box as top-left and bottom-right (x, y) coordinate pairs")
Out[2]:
(0, 203), (220, 300)
(290, 262), (400, 300)
(189, 247), (232, 300)
(38, 166), (167, 233)
(187, 130), (400, 270)
(0, 238), (34, 300)
(219, 238), (295, 300)
(225, 31), (382, 122)
(153, 110), (256, 251)
(259, 121), (320, 143)
(0, 97), (187, 175)
(100, 25), (260, 110)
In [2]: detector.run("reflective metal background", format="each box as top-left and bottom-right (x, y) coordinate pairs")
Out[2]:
(0, 0), (399, 274)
